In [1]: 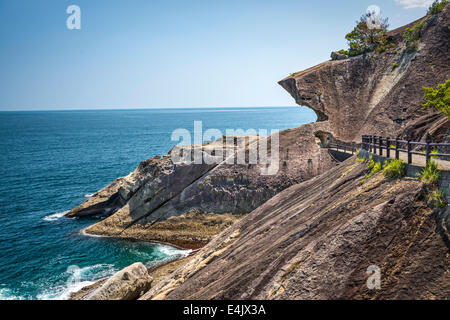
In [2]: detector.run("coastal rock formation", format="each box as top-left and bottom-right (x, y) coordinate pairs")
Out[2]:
(279, 6), (450, 143)
(73, 262), (152, 300)
(71, 8), (450, 300)
(69, 123), (336, 247)
(141, 156), (450, 300)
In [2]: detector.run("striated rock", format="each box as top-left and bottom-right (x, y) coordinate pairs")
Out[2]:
(69, 123), (336, 247)
(77, 263), (152, 300)
(279, 7), (450, 143)
(142, 157), (450, 300)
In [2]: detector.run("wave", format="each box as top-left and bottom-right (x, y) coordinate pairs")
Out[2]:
(36, 263), (116, 300)
(0, 288), (25, 300)
(84, 193), (95, 198)
(156, 244), (192, 258)
(43, 211), (69, 222)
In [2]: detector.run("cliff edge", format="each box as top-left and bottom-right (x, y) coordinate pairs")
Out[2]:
(279, 6), (449, 143)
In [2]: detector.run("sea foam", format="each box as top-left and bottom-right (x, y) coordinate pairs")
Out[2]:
(43, 211), (69, 222)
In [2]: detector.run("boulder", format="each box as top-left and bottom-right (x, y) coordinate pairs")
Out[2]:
(330, 51), (348, 61)
(84, 262), (152, 300)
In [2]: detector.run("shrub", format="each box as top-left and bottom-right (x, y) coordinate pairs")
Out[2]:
(392, 62), (399, 69)
(417, 160), (440, 184)
(362, 158), (383, 183)
(383, 159), (406, 179)
(422, 79), (450, 119)
(427, 188), (447, 208)
(403, 21), (425, 52)
(427, 0), (449, 15)
(338, 49), (349, 56)
(345, 12), (389, 56)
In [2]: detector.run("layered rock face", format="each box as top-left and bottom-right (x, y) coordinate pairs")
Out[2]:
(142, 157), (450, 300)
(68, 123), (336, 247)
(279, 6), (450, 143)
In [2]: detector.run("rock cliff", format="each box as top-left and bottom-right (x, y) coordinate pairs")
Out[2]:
(71, 7), (450, 300)
(141, 156), (450, 300)
(68, 123), (336, 247)
(279, 6), (450, 143)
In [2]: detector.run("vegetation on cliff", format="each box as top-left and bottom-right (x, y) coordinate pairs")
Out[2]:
(344, 12), (390, 56)
(417, 160), (447, 208)
(428, 0), (449, 15)
(403, 21), (426, 52)
(339, 1), (448, 56)
(382, 159), (406, 179)
(403, 1), (448, 52)
(422, 79), (450, 119)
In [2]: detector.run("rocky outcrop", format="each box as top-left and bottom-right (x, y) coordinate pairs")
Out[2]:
(141, 156), (450, 300)
(69, 123), (336, 247)
(279, 6), (450, 143)
(330, 51), (348, 61)
(73, 263), (152, 300)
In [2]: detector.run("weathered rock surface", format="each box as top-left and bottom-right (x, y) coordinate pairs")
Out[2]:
(68, 123), (336, 247)
(141, 157), (450, 300)
(73, 262), (152, 300)
(330, 51), (348, 61)
(279, 7), (450, 143)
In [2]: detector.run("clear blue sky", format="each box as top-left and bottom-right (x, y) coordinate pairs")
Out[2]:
(0, 0), (433, 110)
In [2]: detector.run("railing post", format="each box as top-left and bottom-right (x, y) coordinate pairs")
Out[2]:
(372, 135), (375, 153)
(386, 137), (390, 158)
(395, 138), (399, 160)
(425, 133), (431, 165)
(407, 140), (412, 164)
(379, 136), (383, 155)
(374, 136), (377, 154)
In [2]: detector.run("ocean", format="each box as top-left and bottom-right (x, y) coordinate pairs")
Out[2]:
(0, 107), (316, 300)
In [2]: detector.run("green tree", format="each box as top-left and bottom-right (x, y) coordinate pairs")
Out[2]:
(427, 0), (449, 15)
(422, 79), (450, 119)
(345, 13), (389, 56)
(403, 21), (425, 52)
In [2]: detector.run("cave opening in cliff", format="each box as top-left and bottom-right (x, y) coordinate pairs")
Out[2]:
(314, 131), (334, 147)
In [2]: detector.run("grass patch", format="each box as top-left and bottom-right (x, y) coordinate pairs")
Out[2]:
(362, 157), (383, 183)
(427, 188), (447, 208)
(431, 149), (439, 159)
(383, 159), (406, 179)
(417, 160), (440, 185)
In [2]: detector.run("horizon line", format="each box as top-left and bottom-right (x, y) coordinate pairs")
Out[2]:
(0, 105), (301, 112)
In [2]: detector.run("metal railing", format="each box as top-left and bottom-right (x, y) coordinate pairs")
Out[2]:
(361, 134), (450, 164)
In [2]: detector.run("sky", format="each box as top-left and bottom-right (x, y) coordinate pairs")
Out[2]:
(0, 0), (436, 110)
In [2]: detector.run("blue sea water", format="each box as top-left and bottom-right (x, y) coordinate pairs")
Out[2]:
(0, 107), (316, 300)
